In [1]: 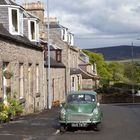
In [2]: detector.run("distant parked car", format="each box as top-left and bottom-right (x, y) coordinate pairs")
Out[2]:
(136, 90), (140, 96)
(59, 90), (103, 132)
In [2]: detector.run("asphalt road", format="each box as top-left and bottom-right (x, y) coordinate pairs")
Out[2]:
(53, 104), (140, 140)
(0, 104), (140, 140)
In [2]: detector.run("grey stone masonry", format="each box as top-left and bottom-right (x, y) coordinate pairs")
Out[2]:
(0, 37), (44, 114)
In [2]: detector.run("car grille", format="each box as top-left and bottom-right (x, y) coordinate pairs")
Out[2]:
(67, 114), (91, 121)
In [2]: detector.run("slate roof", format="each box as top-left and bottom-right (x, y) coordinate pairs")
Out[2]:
(49, 22), (68, 30)
(70, 68), (81, 75)
(49, 23), (61, 29)
(40, 40), (62, 51)
(44, 57), (66, 68)
(0, 0), (39, 20)
(79, 68), (99, 80)
(0, 23), (42, 51)
(0, 0), (20, 6)
(79, 63), (91, 66)
(70, 67), (99, 79)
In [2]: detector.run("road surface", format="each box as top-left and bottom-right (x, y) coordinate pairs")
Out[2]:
(0, 104), (140, 140)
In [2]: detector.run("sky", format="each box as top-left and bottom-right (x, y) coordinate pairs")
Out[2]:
(16, 0), (140, 48)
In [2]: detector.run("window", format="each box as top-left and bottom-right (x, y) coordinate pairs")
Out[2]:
(77, 76), (80, 85)
(28, 64), (33, 104)
(19, 63), (24, 98)
(67, 94), (95, 104)
(61, 28), (65, 40)
(70, 34), (74, 46)
(3, 62), (10, 100)
(19, 9), (23, 35)
(56, 50), (61, 62)
(68, 34), (71, 45)
(28, 64), (33, 94)
(9, 8), (23, 35)
(31, 21), (35, 40)
(72, 77), (75, 88)
(28, 20), (39, 41)
(61, 28), (67, 41)
(36, 64), (39, 93)
(12, 9), (18, 32)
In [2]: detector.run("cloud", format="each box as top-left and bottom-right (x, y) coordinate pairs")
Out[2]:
(16, 0), (140, 48)
(49, 0), (140, 35)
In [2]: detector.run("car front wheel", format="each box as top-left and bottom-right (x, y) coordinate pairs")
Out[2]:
(60, 124), (67, 133)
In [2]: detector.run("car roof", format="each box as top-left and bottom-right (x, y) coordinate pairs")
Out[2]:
(68, 90), (97, 95)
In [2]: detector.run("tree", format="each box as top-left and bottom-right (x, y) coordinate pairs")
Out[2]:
(135, 66), (140, 83)
(82, 50), (112, 86)
(124, 62), (133, 84)
(107, 61), (125, 83)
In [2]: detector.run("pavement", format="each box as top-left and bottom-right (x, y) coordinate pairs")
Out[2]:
(0, 107), (60, 140)
(0, 103), (140, 140)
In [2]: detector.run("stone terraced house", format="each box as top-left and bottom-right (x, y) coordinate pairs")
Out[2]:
(0, 0), (45, 114)
(0, 0), (99, 113)
(69, 46), (99, 91)
(23, 2), (67, 108)
(47, 17), (99, 91)
(78, 52), (99, 90)
(48, 18), (73, 94)
(1, 0), (98, 112)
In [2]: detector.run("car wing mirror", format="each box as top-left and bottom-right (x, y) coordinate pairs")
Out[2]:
(97, 102), (100, 106)
(60, 104), (63, 107)
(60, 102), (65, 107)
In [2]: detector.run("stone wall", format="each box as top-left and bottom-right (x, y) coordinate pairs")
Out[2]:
(82, 79), (94, 90)
(0, 38), (44, 114)
(98, 94), (140, 104)
(50, 29), (71, 93)
(69, 47), (79, 69)
(44, 67), (66, 106)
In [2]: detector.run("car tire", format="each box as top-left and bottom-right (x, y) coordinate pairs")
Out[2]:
(94, 123), (102, 131)
(60, 125), (67, 133)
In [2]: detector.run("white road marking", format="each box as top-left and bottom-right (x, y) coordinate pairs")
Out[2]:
(53, 129), (60, 135)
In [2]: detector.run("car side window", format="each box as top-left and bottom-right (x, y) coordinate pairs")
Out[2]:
(85, 94), (95, 102)
(85, 95), (92, 102)
(67, 95), (72, 103)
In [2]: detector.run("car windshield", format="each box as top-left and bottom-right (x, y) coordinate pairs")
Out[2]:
(67, 94), (96, 104)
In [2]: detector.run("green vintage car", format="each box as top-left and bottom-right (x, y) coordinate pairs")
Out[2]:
(59, 90), (103, 132)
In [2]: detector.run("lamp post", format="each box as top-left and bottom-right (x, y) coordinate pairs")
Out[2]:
(47, 0), (51, 109)
(131, 41), (135, 103)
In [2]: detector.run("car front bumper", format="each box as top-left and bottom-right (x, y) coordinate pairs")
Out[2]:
(59, 113), (101, 125)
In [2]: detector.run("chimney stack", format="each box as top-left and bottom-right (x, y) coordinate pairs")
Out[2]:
(23, 1), (45, 22)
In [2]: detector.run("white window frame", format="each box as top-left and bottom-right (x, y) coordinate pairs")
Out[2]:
(61, 28), (65, 40)
(70, 34), (74, 46)
(61, 28), (68, 42)
(19, 9), (23, 36)
(9, 7), (20, 35)
(36, 23), (39, 42)
(28, 20), (39, 42)
(67, 33), (70, 45)
(64, 28), (68, 42)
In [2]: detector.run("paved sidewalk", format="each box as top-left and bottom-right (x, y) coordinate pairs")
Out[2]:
(0, 107), (60, 140)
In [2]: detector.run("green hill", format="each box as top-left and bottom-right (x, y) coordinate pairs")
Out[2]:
(86, 45), (140, 61)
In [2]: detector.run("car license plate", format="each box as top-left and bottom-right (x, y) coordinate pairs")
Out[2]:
(71, 123), (87, 127)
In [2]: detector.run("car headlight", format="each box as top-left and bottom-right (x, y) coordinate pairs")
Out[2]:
(93, 108), (99, 115)
(60, 108), (66, 120)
